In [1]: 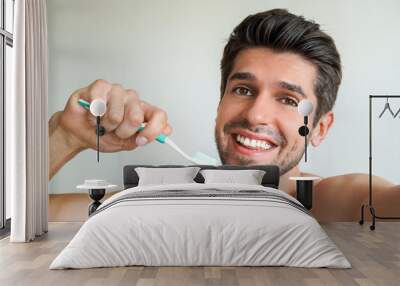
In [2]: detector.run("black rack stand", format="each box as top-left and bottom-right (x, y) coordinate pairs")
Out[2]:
(359, 95), (400, 230)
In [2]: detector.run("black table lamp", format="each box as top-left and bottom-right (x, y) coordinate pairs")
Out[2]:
(297, 99), (314, 162)
(89, 99), (107, 162)
(291, 99), (318, 210)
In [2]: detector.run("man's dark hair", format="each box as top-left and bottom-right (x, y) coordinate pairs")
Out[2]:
(220, 9), (342, 126)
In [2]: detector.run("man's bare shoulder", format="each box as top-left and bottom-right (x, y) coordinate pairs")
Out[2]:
(301, 172), (396, 221)
(301, 172), (395, 190)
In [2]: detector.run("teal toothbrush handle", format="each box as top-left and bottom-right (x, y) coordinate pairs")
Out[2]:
(137, 126), (167, 143)
(78, 99), (91, 109)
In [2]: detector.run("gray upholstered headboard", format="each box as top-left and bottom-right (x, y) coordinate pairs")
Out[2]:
(123, 165), (280, 189)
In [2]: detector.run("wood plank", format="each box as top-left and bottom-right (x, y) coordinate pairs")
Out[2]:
(1, 222), (400, 286)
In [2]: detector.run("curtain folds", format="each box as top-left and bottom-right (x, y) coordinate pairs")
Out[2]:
(8, 0), (48, 242)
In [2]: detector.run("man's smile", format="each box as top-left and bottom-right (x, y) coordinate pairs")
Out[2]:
(230, 129), (280, 158)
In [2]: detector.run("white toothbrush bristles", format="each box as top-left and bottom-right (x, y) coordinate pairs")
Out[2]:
(192, 152), (219, 166)
(164, 138), (199, 165)
(164, 138), (218, 165)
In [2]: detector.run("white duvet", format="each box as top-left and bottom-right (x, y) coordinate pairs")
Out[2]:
(50, 183), (351, 269)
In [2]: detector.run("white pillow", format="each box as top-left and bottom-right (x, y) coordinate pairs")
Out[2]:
(200, 169), (266, 185)
(135, 167), (200, 186)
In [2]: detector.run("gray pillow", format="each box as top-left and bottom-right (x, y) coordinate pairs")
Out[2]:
(200, 169), (266, 185)
(135, 167), (201, 186)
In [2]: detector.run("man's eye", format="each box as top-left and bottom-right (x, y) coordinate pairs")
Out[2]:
(280, 97), (298, 107)
(233, 87), (253, 96)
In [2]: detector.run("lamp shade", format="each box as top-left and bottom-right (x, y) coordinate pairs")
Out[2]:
(298, 99), (313, 116)
(90, 99), (107, 117)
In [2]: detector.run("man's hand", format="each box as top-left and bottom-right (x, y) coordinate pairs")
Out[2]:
(49, 79), (172, 179)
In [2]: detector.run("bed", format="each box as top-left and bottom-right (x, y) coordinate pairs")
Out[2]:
(50, 165), (350, 269)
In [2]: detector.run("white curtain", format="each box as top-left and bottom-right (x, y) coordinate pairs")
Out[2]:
(7, 0), (48, 242)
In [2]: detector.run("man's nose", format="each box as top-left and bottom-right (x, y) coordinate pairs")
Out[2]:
(243, 93), (278, 126)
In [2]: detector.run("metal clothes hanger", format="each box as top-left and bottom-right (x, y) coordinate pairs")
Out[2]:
(378, 97), (395, 118)
(394, 106), (400, 118)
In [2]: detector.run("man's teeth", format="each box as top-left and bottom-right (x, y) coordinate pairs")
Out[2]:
(236, 134), (274, 150)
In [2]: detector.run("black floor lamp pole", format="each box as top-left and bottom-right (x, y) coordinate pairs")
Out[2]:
(359, 95), (400, 230)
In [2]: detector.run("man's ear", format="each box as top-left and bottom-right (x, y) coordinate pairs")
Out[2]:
(310, 111), (334, 147)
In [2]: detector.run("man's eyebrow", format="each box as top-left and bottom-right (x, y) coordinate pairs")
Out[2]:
(277, 81), (306, 98)
(228, 74), (307, 98)
(228, 72), (256, 82)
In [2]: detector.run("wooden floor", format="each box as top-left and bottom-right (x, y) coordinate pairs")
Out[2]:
(1, 222), (400, 286)
(48, 193), (118, 222)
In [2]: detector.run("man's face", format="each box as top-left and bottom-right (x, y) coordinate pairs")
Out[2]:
(215, 47), (319, 175)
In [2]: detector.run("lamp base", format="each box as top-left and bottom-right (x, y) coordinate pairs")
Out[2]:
(88, 188), (106, 215)
(296, 180), (313, 210)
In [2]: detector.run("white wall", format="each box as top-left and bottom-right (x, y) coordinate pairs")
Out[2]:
(47, 0), (400, 194)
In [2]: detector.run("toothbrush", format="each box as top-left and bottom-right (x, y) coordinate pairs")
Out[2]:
(78, 99), (219, 166)
(136, 126), (218, 165)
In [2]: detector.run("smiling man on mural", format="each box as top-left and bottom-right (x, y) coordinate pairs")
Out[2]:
(49, 9), (400, 221)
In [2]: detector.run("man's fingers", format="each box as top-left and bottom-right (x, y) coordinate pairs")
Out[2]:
(70, 79), (112, 125)
(114, 90), (145, 139)
(67, 80), (171, 150)
(136, 101), (169, 145)
(120, 123), (172, 151)
(120, 134), (139, 151)
(87, 79), (111, 103)
(162, 124), (173, 136)
(80, 79), (112, 124)
(100, 84), (125, 131)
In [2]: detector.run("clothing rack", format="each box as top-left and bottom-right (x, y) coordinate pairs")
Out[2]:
(359, 95), (400, 230)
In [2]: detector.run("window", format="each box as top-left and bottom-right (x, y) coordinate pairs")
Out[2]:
(0, 0), (14, 234)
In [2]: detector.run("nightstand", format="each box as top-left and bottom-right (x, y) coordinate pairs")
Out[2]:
(77, 180), (118, 215)
(289, 176), (320, 210)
